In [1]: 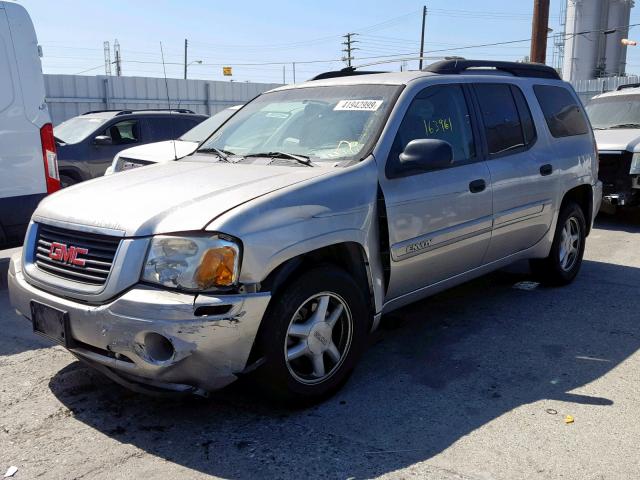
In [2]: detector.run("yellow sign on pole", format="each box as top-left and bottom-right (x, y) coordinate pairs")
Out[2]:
(222, 66), (232, 76)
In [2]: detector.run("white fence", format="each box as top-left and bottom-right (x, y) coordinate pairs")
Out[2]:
(44, 75), (282, 125)
(572, 75), (640, 104)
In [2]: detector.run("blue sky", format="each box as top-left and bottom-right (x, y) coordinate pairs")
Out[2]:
(15, 0), (640, 84)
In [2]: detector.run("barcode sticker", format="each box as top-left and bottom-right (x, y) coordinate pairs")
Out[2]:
(334, 100), (383, 111)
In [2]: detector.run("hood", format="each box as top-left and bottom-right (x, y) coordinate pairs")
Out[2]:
(34, 157), (330, 236)
(594, 129), (640, 152)
(117, 140), (198, 163)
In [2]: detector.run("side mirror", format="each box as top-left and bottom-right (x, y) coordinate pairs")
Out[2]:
(93, 135), (112, 146)
(399, 139), (453, 173)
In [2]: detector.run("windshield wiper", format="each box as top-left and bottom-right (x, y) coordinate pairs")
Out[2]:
(54, 136), (66, 144)
(608, 123), (640, 129)
(198, 147), (234, 162)
(244, 151), (313, 166)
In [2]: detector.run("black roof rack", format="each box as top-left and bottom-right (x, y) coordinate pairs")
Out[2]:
(82, 108), (196, 116)
(309, 67), (389, 81)
(617, 83), (640, 91)
(423, 59), (561, 80)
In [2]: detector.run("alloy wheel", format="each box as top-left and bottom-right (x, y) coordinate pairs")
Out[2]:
(284, 292), (353, 385)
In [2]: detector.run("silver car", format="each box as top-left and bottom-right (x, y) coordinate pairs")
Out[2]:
(8, 60), (602, 404)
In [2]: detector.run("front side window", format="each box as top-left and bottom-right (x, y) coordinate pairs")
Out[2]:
(198, 85), (400, 163)
(391, 84), (476, 166)
(103, 120), (139, 145)
(475, 83), (524, 155)
(534, 85), (589, 137)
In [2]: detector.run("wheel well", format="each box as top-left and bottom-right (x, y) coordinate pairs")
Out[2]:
(244, 243), (375, 369)
(562, 184), (593, 235)
(260, 242), (374, 313)
(58, 168), (83, 183)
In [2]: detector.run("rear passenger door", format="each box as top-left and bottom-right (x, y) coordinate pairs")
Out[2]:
(380, 83), (493, 300)
(472, 82), (556, 263)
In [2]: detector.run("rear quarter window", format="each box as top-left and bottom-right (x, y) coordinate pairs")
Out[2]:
(534, 85), (589, 138)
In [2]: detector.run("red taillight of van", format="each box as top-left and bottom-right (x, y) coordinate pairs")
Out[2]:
(40, 123), (61, 193)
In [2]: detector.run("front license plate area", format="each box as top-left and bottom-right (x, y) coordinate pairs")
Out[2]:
(31, 302), (75, 348)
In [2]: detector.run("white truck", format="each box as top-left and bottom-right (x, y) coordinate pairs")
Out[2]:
(0, 1), (59, 248)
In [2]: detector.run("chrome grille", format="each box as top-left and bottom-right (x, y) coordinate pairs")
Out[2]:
(34, 224), (121, 286)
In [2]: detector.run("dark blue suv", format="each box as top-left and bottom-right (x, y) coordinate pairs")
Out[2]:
(53, 109), (207, 186)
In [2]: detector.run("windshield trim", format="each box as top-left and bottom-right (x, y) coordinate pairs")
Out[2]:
(195, 84), (404, 164)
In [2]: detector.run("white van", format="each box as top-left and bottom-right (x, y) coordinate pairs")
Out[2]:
(0, 1), (59, 248)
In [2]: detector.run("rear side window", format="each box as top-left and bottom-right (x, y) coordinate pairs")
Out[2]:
(474, 84), (524, 155)
(534, 85), (589, 137)
(146, 117), (178, 141)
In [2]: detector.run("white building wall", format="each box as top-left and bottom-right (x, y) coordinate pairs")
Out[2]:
(44, 75), (282, 125)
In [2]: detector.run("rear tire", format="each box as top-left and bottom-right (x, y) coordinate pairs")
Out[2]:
(530, 201), (586, 286)
(253, 265), (370, 405)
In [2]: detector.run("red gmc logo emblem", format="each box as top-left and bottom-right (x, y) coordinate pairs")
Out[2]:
(48, 242), (89, 267)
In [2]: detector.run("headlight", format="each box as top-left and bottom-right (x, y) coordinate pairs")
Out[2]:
(142, 234), (240, 291)
(631, 153), (640, 174)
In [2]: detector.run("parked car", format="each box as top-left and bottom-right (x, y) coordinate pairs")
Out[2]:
(0, 1), (60, 248)
(586, 84), (640, 210)
(54, 109), (207, 186)
(8, 60), (602, 404)
(105, 105), (242, 175)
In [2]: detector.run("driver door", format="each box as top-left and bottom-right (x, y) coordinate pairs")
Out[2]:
(379, 83), (493, 301)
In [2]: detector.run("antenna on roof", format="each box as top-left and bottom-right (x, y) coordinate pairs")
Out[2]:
(160, 42), (178, 161)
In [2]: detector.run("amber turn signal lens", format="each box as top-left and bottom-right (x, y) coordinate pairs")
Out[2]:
(195, 246), (237, 288)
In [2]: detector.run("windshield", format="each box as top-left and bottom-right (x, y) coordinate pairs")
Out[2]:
(198, 85), (400, 162)
(54, 116), (109, 144)
(180, 107), (239, 143)
(585, 94), (640, 129)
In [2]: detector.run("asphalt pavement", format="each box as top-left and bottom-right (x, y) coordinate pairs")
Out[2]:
(1, 214), (639, 480)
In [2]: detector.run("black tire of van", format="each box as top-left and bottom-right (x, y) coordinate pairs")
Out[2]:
(252, 265), (369, 406)
(530, 202), (586, 286)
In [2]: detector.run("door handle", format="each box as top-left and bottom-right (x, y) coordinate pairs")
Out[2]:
(469, 179), (486, 193)
(540, 164), (553, 176)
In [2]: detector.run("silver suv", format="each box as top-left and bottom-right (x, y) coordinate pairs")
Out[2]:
(8, 60), (602, 404)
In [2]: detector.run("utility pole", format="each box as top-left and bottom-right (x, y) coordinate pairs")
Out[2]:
(292, 62), (296, 83)
(282, 65), (286, 84)
(342, 33), (359, 67)
(530, 0), (550, 64)
(419, 5), (427, 70)
(114, 39), (122, 76)
(184, 39), (188, 79)
(103, 41), (111, 76)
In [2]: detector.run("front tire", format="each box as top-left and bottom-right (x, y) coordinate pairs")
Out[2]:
(253, 266), (370, 405)
(530, 201), (586, 286)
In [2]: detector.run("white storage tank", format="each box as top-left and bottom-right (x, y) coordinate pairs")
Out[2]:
(562, 0), (634, 81)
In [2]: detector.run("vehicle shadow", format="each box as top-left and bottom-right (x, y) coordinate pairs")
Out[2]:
(48, 259), (639, 479)
(0, 290), (51, 356)
(595, 208), (640, 233)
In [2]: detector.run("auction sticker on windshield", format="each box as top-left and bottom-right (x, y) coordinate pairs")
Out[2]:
(334, 100), (383, 111)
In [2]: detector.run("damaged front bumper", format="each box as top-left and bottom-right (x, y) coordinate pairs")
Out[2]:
(8, 253), (271, 395)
